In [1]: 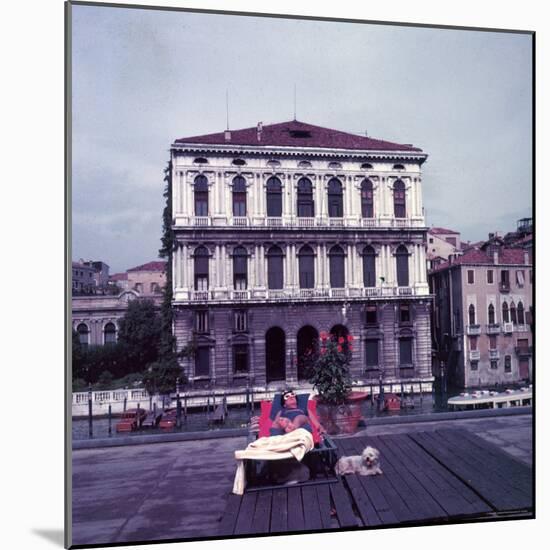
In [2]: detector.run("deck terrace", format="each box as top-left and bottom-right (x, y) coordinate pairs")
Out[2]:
(219, 428), (533, 536)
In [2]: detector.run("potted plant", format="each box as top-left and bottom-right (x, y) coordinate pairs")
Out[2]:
(307, 331), (367, 434)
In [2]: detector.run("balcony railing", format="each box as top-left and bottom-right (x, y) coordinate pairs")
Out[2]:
(466, 324), (482, 335)
(515, 346), (532, 357)
(486, 323), (501, 334)
(499, 281), (510, 293)
(177, 285), (424, 303)
(469, 350), (481, 360)
(182, 216), (426, 229)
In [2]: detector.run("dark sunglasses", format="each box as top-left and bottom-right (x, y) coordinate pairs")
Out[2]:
(283, 392), (296, 401)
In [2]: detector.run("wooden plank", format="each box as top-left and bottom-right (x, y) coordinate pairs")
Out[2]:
(233, 492), (258, 535)
(448, 429), (532, 489)
(250, 490), (273, 534)
(301, 485), (324, 531)
(411, 431), (528, 511)
(345, 475), (382, 526)
(315, 484), (333, 529)
(391, 434), (492, 516)
(217, 493), (242, 536)
(338, 436), (407, 524)
(370, 435), (448, 521)
(286, 486), (305, 532)
(329, 481), (358, 527)
(438, 429), (532, 505)
(270, 488), (288, 533)
(368, 435), (446, 522)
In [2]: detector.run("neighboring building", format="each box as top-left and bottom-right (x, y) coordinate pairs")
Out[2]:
(72, 260), (96, 294)
(169, 120), (432, 389)
(84, 261), (110, 288)
(127, 261), (167, 295)
(72, 290), (162, 347)
(109, 272), (129, 292)
(427, 227), (462, 269)
(429, 238), (533, 389)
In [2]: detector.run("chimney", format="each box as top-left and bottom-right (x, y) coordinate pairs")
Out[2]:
(257, 121), (263, 142)
(488, 232), (494, 239)
(493, 251), (499, 265)
(224, 130), (231, 142)
(524, 251), (530, 265)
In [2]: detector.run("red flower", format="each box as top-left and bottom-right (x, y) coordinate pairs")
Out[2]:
(347, 334), (354, 342)
(320, 348), (327, 355)
(320, 331), (328, 341)
(349, 344), (354, 352)
(337, 345), (343, 353)
(338, 336), (345, 344)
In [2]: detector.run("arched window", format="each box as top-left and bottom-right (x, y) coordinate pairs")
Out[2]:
(194, 246), (209, 290)
(362, 245), (376, 287)
(267, 245), (284, 289)
(361, 179), (374, 218)
(502, 302), (509, 323)
(468, 304), (476, 325)
(328, 178), (343, 217)
(194, 175), (208, 216)
(266, 177), (282, 217)
(396, 245), (409, 287)
(298, 245), (315, 289)
(232, 176), (247, 216)
(329, 245), (345, 288)
(104, 322), (117, 345)
(510, 301), (517, 324)
(488, 303), (495, 325)
(393, 179), (406, 218)
(297, 177), (314, 217)
(233, 246), (248, 290)
(77, 323), (89, 348)
(517, 301), (525, 325)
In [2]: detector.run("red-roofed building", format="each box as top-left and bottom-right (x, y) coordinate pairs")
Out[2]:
(170, 119), (433, 389)
(127, 261), (167, 296)
(429, 238), (532, 388)
(427, 226), (462, 268)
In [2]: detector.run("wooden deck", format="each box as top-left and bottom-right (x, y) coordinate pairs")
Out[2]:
(219, 428), (533, 536)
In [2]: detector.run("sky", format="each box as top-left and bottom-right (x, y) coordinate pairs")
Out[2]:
(71, 4), (533, 273)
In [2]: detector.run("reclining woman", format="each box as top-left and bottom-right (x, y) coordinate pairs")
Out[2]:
(270, 389), (325, 436)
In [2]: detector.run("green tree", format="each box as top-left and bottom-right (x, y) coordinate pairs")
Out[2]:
(117, 299), (162, 372)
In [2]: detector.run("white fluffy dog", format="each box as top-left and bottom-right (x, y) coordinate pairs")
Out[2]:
(335, 445), (382, 476)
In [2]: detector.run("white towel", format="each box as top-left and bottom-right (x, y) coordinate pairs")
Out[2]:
(232, 428), (314, 495)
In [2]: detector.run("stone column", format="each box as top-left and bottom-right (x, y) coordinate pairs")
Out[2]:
(181, 172), (187, 216)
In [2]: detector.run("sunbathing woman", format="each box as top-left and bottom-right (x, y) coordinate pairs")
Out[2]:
(270, 390), (325, 436)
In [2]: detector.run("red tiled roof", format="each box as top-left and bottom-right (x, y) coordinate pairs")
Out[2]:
(110, 272), (128, 281)
(127, 261), (167, 273)
(429, 227), (460, 235)
(429, 247), (531, 273)
(174, 120), (423, 152)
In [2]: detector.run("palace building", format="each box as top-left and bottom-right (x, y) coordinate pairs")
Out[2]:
(169, 120), (433, 389)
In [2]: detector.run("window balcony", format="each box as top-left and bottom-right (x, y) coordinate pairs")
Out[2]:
(267, 289), (288, 300)
(191, 291), (210, 301)
(232, 217), (249, 227)
(330, 288), (346, 298)
(515, 346), (532, 357)
(466, 324), (481, 335)
(499, 281), (510, 293)
(392, 218), (409, 228)
(231, 290), (250, 301)
(489, 350), (500, 360)
(297, 217), (315, 228)
(192, 216), (210, 227)
(329, 217), (345, 227)
(266, 217), (283, 227)
(361, 218), (377, 228)
(469, 350), (481, 360)
(486, 323), (501, 334)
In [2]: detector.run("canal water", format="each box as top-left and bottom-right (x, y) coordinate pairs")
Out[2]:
(72, 385), (451, 441)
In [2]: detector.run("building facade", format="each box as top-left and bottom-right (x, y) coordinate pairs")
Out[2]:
(72, 261), (96, 294)
(170, 120), (432, 389)
(427, 227), (462, 268)
(127, 261), (167, 296)
(72, 290), (163, 347)
(429, 240), (533, 388)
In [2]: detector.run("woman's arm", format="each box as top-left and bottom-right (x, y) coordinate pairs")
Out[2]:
(271, 410), (282, 428)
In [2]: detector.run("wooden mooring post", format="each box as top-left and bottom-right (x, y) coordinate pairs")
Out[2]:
(88, 386), (93, 438)
(108, 404), (112, 436)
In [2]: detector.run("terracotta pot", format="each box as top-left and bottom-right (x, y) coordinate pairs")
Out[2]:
(314, 391), (369, 435)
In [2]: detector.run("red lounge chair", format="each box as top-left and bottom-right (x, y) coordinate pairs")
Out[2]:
(115, 408), (146, 432)
(244, 393), (338, 491)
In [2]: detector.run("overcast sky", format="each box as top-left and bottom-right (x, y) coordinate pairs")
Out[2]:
(71, 4), (532, 274)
